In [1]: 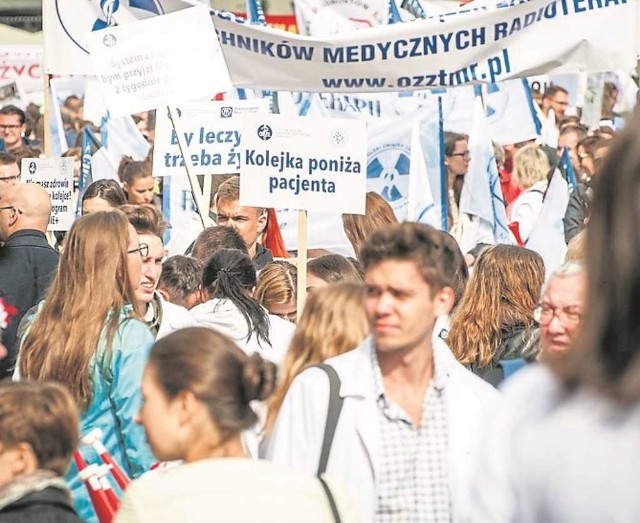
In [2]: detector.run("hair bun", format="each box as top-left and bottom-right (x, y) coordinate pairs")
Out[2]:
(242, 352), (277, 402)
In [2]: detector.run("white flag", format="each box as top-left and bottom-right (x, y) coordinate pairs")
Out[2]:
(460, 97), (512, 244)
(525, 169), (570, 278)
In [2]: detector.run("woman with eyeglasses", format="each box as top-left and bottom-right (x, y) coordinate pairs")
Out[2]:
(121, 204), (197, 339)
(444, 131), (495, 254)
(17, 211), (155, 522)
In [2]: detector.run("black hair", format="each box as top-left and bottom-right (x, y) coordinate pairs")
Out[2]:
(202, 249), (270, 347)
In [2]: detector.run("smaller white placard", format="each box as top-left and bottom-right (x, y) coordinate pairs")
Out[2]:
(153, 99), (270, 176)
(86, 5), (232, 118)
(21, 157), (74, 231)
(240, 114), (366, 214)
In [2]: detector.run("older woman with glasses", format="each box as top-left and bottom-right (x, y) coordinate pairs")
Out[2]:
(17, 211), (155, 523)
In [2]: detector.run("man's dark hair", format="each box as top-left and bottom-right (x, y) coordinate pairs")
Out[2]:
(542, 84), (569, 100)
(191, 226), (247, 263)
(0, 152), (17, 167)
(0, 105), (25, 125)
(158, 256), (202, 303)
(359, 222), (456, 295)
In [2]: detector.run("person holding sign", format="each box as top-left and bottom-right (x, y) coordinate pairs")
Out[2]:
(216, 176), (273, 270)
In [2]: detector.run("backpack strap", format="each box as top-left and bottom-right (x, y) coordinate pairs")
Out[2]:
(315, 363), (344, 476)
(317, 475), (341, 523)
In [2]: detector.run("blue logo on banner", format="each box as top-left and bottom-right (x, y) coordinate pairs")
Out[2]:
(257, 124), (272, 141)
(55, 0), (167, 55)
(367, 145), (411, 203)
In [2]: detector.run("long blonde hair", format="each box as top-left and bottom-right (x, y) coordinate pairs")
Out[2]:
(255, 261), (297, 309)
(19, 212), (139, 410)
(265, 283), (369, 432)
(448, 245), (544, 367)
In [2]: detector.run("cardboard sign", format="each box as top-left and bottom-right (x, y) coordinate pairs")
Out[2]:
(21, 157), (74, 231)
(87, 5), (232, 117)
(240, 114), (366, 213)
(153, 99), (269, 176)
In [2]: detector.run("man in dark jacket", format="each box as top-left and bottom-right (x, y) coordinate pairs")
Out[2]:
(0, 183), (58, 378)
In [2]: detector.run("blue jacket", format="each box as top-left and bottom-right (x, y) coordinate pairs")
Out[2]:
(65, 306), (155, 522)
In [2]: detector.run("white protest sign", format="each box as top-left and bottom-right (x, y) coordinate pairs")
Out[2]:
(87, 5), (232, 117)
(240, 114), (366, 213)
(212, 0), (634, 92)
(153, 99), (270, 176)
(21, 158), (74, 231)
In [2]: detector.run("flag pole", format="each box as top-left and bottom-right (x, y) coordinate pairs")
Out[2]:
(167, 106), (208, 229)
(296, 209), (308, 318)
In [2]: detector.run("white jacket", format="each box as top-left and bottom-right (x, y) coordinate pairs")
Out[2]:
(190, 298), (294, 364)
(155, 294), (199, 340)
(264, 337), (501, 522)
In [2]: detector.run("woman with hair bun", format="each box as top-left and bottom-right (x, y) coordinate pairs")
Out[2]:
(118, 156), (154, 205)
(115, 327), (359, 523)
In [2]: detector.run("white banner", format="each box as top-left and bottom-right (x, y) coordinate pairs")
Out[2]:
(21, 158), (75, 231)
(153, 99), (269, 176)
(240, 114), (367, 213)
(214, 0), (634, 92)
(294, 0), (387, 36)
(87, 6), (232, 117)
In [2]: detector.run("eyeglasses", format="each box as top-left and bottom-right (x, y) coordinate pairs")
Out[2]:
(127, 243), (149, 257)
(448, 150), (470, 159)
(0, 174), (19, 183)
(0, 125), (21, 131)
(0, 206), (22, 214)
(534, 303), (582, 326)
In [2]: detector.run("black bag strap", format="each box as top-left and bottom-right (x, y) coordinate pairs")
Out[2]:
(315, 363), (344, 476)
(317, 475), (342, 523)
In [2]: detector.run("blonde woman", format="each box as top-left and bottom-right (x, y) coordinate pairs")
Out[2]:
(508, 145), (551, 243)
(263, 282), (369, 436)
(255, 261), (297, 323)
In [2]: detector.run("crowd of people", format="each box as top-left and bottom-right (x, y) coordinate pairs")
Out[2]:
(0, 75), (638, 523)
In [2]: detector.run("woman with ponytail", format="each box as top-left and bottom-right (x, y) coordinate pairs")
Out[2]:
(189, 249), (294, 364)
(115, 328), (359, 523)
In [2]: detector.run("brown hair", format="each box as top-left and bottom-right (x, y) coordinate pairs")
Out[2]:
(118, 156), (152, 185)
(360, 222), (456, 295)
(342, 192), (398, 260)
(191, 226), (247, 263)
(81, 179), (127, 209)
(266, 283), (368, 433)
(20, 212), (139, 410)
(215, 175), (265, 215)
(121, 204), (167, 238)
(307, 253), (364, 285)
(0, 381), (79, 476)
(255, 261), (297, 309)
(448, 244), (544, 367)
(149, 327), (277, 436)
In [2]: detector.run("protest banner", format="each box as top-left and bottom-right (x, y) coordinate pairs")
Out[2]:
(0, 45), (43, 104)
(239, 113), (367, 213)
(21, 157), (75, 231)
(212, 0), (635, 92)
(87, 5), (232, 117)
(47, 0), (634, 93)
(153, 99), (270, 176)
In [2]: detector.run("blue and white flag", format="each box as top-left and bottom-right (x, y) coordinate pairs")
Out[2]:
(559, 146), (577, 190)
(101, 114), (151, 166)
(460, 97), (512, 244)
(408, 118), (438, 227)
(485, 79), (541, 146)
(77, 127), (102, 215)
(526, 169), (570, 278)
